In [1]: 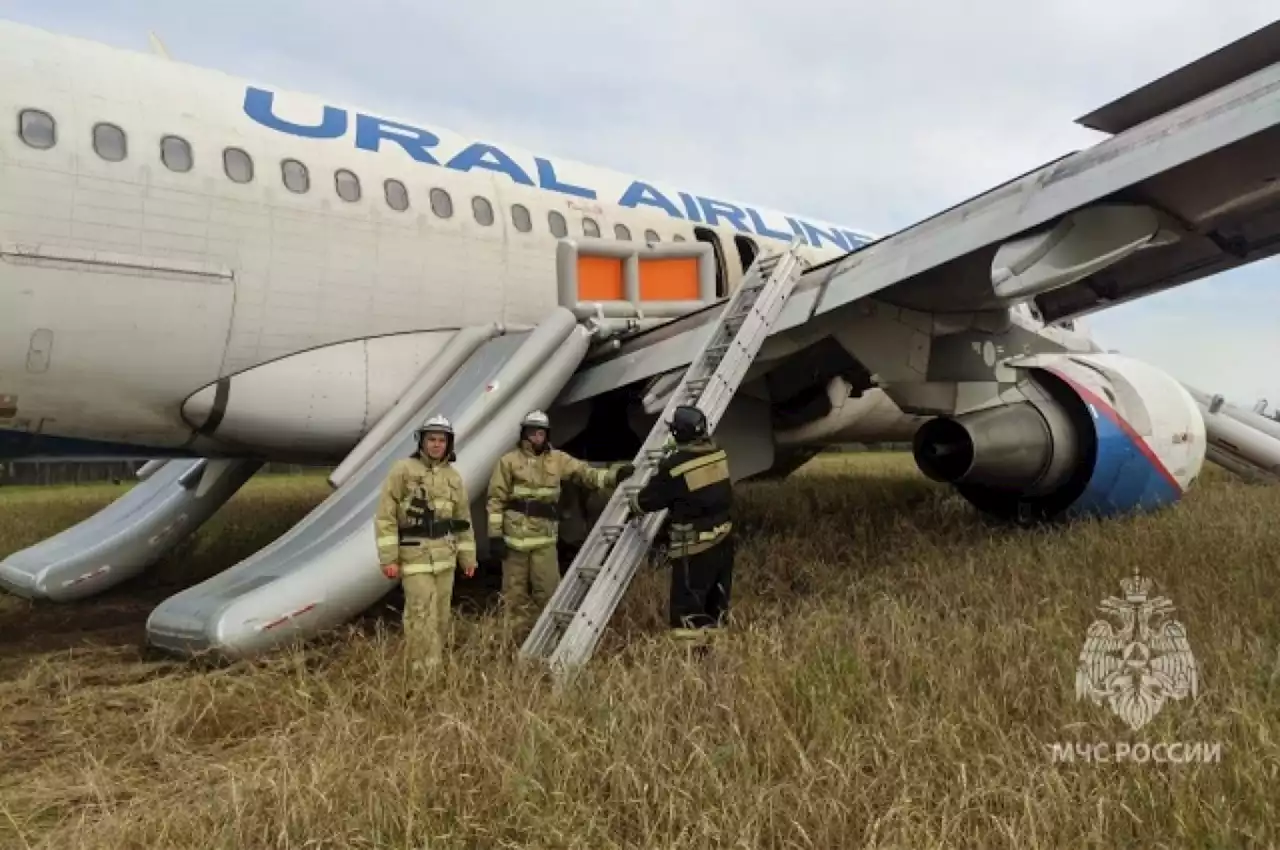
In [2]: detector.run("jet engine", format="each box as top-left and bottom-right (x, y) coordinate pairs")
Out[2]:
(911, 352), (1206, 522)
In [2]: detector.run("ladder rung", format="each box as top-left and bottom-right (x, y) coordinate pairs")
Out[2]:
(518, 238), (806, 675)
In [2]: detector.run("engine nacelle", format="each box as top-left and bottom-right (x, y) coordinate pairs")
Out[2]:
(912, 353), (1206, 521)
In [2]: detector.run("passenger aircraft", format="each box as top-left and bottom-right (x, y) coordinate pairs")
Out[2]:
(3, 16), (1280, 660)
(0, 17), (1077, 464)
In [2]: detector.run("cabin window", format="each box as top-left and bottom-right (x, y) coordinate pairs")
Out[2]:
(160, 135), (192, 172)
(613, 223), (631, 240)
(335, 169), (361, 202)
(734, 234), (759, 273)
(472, 195), (494, 226)
(92, 122), (127, 162)
(673, 234), (686, 242)
(548, 211), (567, 238)
(582, 217), (600, 238)
(223, 147), (254, 183)
(511, 204), (532, 233)
(18, 109), (55, 149)
(645, 229), (660, 243)
(281, 159), (309, 193)
(430, 188), (453, 218)
(385, 179), (409, 211)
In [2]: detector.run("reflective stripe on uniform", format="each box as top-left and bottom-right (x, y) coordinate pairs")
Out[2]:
(401, 558), (456, 576)
(487, 513), (504, 531)
(668, 520), (731, 556)
(670, 627), (713, 645)
(668, 450), (727, 479)
(670, 450), (729, 492)
(504, 535), (558, 551)
(512, 484), (558, 500)
(377, 535), (400, 550)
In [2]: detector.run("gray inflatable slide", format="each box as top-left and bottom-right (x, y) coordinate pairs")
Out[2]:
(145, 307), (593, 659)
(1184, 384), (1280, 483)
(0, 456), (262, 602)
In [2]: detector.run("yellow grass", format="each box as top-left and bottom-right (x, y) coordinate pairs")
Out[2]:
(1, 453), (1278, 848)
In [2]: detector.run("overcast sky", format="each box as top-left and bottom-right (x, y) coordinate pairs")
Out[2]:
(7, 1), (1278, 408)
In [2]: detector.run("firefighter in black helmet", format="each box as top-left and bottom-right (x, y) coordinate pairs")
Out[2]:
(627, 404), (734, 648)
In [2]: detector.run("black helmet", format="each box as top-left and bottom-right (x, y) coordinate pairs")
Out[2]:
(669, 405), (707, 443)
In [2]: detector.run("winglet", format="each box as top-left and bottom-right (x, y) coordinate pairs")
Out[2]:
(147, 31), (171, 60)
(1076, 20), (1280, 135)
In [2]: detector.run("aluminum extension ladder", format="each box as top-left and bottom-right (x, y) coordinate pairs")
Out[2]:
(519, 237), (807, 677)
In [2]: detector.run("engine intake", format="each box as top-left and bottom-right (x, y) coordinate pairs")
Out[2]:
(913, 399), (1081, 497)
(910, 353), (1206, 522)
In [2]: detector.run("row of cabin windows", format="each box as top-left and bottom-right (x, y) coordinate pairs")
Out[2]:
(15, 108), (687, 244)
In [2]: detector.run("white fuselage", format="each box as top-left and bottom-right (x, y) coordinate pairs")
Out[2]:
(0, 19), (1093, 461)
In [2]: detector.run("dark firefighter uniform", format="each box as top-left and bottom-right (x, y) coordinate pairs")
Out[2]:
(486, 409), (633, 625)
(628, 405), (734, 645)
(373, 414), (478, 668)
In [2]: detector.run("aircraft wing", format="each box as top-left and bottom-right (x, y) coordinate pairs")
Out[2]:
(560, 19), (1280, 405)
(816, 17), (1280, 325)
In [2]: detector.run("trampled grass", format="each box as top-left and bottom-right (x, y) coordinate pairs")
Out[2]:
(1, 453), (1278, 848)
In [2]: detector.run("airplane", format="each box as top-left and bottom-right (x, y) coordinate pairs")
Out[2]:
(2, 17), (1280, 660)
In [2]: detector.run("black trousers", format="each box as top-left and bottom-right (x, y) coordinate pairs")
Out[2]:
(668, 536), (734, 630)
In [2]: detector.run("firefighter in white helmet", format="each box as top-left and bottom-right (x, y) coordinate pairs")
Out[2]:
(373, 414), (478, 669)
(486, 409), (634, 631)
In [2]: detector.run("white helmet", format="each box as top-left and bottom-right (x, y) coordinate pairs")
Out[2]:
(521, 410), (550, 431)
(519, 409), (551, 452)
(419, 414), (453, 435)
(413, 414), (456, 458)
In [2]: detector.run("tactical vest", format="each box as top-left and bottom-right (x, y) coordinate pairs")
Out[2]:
(487, 443), (614, 552)
(374, 454), (477, 575)
(631, 439), (733, 557)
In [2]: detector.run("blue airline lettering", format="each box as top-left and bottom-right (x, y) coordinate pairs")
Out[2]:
(677, 192), (703, 222)
(535, 158), (596, 199)
(354, 114), (440, 164)
(242, 86), (871, 250)
(697, 197), (750, 232)
(789, 217), (851, 251)
(746, 208), (794, 241)
(618, 181), (683, 218)
(841, 229), (870, 249)
(244, 86), (347, 138)
(447, 143), (535, 186)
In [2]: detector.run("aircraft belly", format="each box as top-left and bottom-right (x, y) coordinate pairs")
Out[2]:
(180, 329), (460, 462)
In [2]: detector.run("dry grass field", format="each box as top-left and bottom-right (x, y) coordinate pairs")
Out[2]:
(1, 452), (1278, 848)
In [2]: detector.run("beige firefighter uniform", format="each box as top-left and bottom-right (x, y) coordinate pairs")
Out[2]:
(374, 452), (478, 666)
(486, 443), (620, 617)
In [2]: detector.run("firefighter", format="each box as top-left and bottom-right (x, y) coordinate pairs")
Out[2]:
(486, 409), (634, 627)
(628, 405), (734, 648)
(373, 414), (478, 669)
